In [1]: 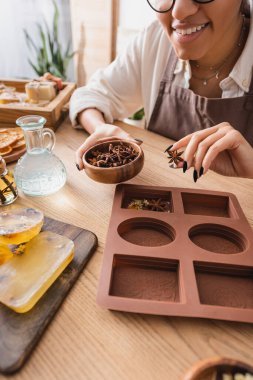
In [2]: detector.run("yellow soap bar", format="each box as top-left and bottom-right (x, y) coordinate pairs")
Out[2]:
(0, 91), (19, 104)
(25, 81), (56, 102)
(0, 231), (74, 313)
(0, 208), (44, 245)
(0, 244), (13, 264)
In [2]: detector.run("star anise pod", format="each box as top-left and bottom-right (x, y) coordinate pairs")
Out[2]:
(166, 150), (184, 165)
(88, 157), (99, 166)
(146, 198), (170, 212)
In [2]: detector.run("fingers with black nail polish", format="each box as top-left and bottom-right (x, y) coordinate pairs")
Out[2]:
(76, 163), (81, 171)
(199, 166), (204, 177)
(183, 161), (188, 173)
(164, 144), (173, 153)
(193, 169), (198, 183)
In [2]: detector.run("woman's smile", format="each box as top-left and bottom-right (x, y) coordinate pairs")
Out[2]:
(171, 22), (210, 43)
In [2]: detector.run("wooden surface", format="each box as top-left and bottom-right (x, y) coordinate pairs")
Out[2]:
(0, 216), (97, 375)
(1, 118), (253, 380)
(0, 79), (76, 130)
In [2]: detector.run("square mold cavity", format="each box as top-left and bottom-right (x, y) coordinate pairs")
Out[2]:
(110, 255), (180, 302)
(121, 189), (173, 213)
(181, 193), (237, 218)
(195, 263), (253, 309)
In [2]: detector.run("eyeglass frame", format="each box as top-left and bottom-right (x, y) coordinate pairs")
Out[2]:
(146, 0), (215, 13)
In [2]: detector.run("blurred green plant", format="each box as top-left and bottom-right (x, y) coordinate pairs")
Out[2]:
(24, 0), (75, 80)
(129, 108), (145, 121)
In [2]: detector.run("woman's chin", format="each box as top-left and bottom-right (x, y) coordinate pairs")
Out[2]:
(172, 45), (206, 61)
(172, 49), (192, 61)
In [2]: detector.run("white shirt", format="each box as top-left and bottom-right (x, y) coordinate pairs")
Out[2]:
(70, 2), (253, 127)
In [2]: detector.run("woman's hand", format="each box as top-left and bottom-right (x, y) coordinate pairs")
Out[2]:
(167, 123), (253, 180)
(75, 123), (137, 170)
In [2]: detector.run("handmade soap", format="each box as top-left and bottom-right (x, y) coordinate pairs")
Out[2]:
(25, 81), (56, 103)
(0, 91), (20, 104)
(0, 231), (74, 313)
(0, 208), (44, 245)
(0, 83), (16, 94)
(0, 244), (13, 264)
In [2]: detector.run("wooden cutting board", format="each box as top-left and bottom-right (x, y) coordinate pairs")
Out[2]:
(0, 216), (98, 375)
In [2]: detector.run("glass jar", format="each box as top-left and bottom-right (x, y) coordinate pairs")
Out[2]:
(14, 115), (67, 196)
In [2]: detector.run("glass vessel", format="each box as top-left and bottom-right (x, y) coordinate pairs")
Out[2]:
(14, 115), (66, 196)
(0, 155), (18, 205)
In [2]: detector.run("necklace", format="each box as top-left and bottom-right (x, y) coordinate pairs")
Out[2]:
(190, 14), (247, 86)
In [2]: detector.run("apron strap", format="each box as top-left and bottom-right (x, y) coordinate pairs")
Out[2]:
(162, 48), (178, 83)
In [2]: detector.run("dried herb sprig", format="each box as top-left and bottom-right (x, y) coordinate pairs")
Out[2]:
(88, 142), (138, 168)
(127, 199), (149, 210)
(127, 198), (170, 212)
(11, 243), (26, 255)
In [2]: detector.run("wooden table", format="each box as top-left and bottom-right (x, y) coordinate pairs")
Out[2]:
(2, 119), (253, 380)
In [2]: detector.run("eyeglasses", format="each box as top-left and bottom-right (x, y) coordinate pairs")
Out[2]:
(147, 0), (215, 13)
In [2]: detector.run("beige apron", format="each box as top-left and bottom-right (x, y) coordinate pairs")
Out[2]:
(148, 49), (253, 146)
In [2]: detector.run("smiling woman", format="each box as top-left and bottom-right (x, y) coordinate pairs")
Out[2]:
(156, 0), (244, 83)
(70, 0), (253, 182)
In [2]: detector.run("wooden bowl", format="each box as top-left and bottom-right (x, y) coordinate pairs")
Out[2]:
(82, 139), (144, 184)
(182, 357), (253, 380)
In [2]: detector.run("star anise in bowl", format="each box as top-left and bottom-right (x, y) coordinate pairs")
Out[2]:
(83, 140), (144, 183)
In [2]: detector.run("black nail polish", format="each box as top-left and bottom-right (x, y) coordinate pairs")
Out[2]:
(164, 144), (173, 153)
(199, 166), (204, 177)
(183, 161), (188, 173)
(134, 138), (143, 144)
(76, 163), (81, 171)
(193, 169), (198, 183)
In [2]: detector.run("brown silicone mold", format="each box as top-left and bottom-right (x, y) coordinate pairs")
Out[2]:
(97, 184), (253, 323)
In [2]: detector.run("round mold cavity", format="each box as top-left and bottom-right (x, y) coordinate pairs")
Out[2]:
(118, 218), (175, 247)
(189, 224), (246, 254)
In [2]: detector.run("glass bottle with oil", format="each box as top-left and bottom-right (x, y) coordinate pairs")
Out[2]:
(14, 115), (67, 196)
(0, 156), (18, 205)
